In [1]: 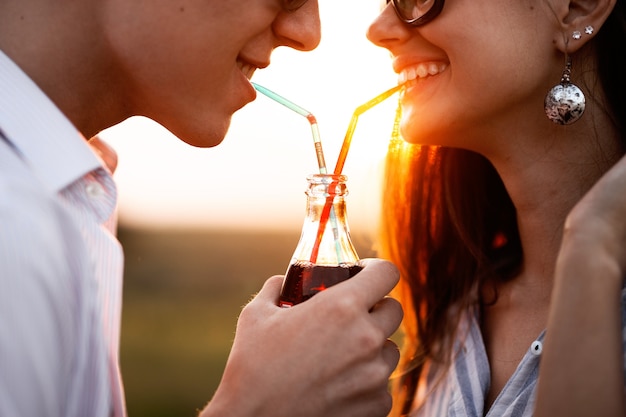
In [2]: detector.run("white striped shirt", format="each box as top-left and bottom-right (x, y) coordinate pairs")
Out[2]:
(412, 287), (626, 417)
(0, 49), (125, 417)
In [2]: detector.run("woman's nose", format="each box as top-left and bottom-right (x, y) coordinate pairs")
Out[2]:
(366, 2), (403, 49)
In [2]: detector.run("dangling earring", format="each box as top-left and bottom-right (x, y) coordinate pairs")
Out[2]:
(544, 55), (586, 125)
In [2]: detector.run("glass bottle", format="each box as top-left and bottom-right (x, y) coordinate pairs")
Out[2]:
(279, 174), (362, 307)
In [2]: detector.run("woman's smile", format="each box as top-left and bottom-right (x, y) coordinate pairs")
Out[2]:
(398, 61), (448, 84)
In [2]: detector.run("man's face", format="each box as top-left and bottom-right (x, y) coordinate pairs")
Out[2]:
(102, 0), (320, 147)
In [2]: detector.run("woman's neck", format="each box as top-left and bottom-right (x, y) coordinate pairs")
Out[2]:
(488, 109), (622, 287)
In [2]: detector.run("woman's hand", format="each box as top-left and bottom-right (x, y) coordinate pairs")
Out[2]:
(564, 152), (626, 275)
(535, 153), (626, 417)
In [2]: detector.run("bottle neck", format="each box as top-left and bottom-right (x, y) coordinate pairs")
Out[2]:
(292, 174), (358, 266)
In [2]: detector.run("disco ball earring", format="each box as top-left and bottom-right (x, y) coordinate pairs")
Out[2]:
(544, 55), (586, 125)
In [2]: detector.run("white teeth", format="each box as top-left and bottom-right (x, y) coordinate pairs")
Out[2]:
(237, 61), (257, 80)
(398, 62), (447, 84)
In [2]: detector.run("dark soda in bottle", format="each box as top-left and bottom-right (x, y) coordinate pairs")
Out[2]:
(279, 262), (363, 307)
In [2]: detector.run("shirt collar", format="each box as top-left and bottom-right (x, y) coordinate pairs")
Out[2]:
(0, 49), (103, 194)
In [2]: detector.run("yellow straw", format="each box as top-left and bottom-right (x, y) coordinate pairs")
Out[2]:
(334, 84), (402, 174)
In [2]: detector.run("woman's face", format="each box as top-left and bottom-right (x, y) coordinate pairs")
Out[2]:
(102, 0), (320, 148)
(368, 0), (562, 151)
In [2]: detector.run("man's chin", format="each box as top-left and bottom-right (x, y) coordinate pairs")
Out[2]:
(168, 117), (232, 149)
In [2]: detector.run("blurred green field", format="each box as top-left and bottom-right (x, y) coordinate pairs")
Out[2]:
(118, 226), (377, 417)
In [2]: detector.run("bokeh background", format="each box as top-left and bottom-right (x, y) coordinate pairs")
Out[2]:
(101, 1), (399, 415)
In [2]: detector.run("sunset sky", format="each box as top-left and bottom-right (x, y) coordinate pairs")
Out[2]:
(100, 0), (398, 232)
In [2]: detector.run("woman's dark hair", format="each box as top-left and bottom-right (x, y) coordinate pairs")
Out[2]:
(597, 1), (626, 135)
(381, 3), (626, 415)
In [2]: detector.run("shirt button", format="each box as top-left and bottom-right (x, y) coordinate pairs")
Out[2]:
(530, 340), (543, 356)
(86, 182), (104, 199)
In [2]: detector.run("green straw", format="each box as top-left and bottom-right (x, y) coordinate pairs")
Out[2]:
(252, 82), (342, 263)
(252, 82), (327, 174)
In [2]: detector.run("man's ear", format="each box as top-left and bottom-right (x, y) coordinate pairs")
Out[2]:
(549, 0), (616, 53)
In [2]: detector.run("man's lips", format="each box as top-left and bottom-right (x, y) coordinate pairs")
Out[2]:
(237, 60), (257, 79)
(237, 56), (270, 80)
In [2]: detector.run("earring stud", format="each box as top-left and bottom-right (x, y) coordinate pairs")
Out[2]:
(572, 26), (594, 39)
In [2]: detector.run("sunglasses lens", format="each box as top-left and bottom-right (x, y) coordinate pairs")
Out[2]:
(393, 0), (436, 22)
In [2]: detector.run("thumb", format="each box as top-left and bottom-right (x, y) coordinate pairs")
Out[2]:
(250, 275), (284, 306)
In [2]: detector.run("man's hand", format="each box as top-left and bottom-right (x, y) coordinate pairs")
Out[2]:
(203, 258), (403, 417)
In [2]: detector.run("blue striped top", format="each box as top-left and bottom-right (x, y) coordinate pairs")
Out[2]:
(410, 287), (626, 416)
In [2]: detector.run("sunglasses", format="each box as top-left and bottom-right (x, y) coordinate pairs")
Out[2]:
(386, 0), (445, 26)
